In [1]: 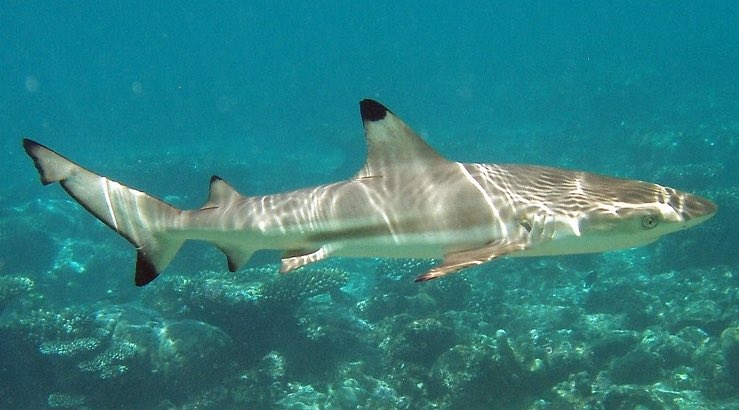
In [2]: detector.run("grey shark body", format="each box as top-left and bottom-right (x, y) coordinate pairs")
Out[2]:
(23, 99), (716, 286)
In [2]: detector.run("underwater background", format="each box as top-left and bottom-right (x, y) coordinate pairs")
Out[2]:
(1, 2), (738, 409)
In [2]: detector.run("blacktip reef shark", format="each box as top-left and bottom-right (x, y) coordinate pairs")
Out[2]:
(23, 99), (716, 286)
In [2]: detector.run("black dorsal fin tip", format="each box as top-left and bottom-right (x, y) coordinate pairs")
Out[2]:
(210, 175), (223, 183)
(360, 99), (390, 122)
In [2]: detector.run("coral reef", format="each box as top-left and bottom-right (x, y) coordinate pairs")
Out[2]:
(2, 246), (737, 409)
(1, 303), (233, 408)
(3, 252), (737, 408)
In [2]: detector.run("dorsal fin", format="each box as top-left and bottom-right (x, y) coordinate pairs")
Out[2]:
(355, 99), (447, 179)
(201, 176), (241, 210)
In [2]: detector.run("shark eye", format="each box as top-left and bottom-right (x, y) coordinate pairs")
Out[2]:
(641, 214), (659, 229)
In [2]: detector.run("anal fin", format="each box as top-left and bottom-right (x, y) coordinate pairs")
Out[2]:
(280, 246), (333, 273)
(415, 240), (530, 282)
(216, 244), (254, 272)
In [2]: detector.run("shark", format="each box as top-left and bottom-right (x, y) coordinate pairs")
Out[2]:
(23, 99), (716, 286)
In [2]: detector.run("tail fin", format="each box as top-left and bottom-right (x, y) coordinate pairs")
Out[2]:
(23, 139), (183, 286)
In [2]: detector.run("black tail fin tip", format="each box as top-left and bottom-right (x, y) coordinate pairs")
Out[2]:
(23, 138), (53, 185)
(23, 138), (182, 287)
(22, 138), (47, 160)
(22, 138), (78, 186)
(22, 138), (37, 151)
(135, 252), (160, 287)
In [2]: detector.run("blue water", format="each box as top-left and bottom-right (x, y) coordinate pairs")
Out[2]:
(1, 2), (737, 409)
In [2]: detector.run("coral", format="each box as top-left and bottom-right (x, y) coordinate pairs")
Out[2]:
(13, 306), (95, 343)
(141, 270), (263, 317)
(85, 305), (233, 387)
(422, 276), (472, 311)
(601, 386), (665, 410)
(584, 282), (660, 329)
(326, 378), (365, 408)
(720, 326), (739, 381)
(258, 350), (287, 381)
(387, 316), (456, 365)
(609, 348), (662, 385)
(550, 371), (594, 405)
(641, 331), (693, 369)
(356, 292), (413, 322)
(0, 208), (57, 275)
(589, 330), (640, 364)
(262, 267), (348, 305)
(673, 298), (727, 336)
(3, 302), (236, 408)
(691, 335), (736, 399)
(39, 337), (100, 357)
(331, 362), (408, 409)
(142, 265), (349, 323)
(147, 319), (232, 383)
(0, 275), (34, 308)
(47, 392), (87, 409)
(430, 332), (533, 408)
(374, 258), (434, 283)
(274, 383), (327, 409)
(77, 340), (138, 379)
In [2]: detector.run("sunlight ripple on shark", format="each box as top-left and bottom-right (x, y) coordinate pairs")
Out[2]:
(23, 99), (717, 286)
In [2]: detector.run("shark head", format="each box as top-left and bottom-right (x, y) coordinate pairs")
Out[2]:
(500, 164), (717, 257)
(571, 179), (717, 251)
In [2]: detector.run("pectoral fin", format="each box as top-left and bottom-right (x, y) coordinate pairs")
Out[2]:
(280, 246), (334, 273)
(415, 240), (530, 282)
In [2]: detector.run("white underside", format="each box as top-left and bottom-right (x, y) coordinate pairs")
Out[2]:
(181, 221), (661, 264)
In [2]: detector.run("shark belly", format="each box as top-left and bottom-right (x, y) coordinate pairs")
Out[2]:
(328, 227), (500, 259)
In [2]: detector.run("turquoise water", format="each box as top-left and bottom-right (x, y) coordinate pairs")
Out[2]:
(1, 2), (738, 409)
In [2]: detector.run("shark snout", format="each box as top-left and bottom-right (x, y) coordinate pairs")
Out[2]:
(677, 192), (717, 224)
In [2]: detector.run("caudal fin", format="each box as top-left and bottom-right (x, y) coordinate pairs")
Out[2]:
(23, 139), (183, 286)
